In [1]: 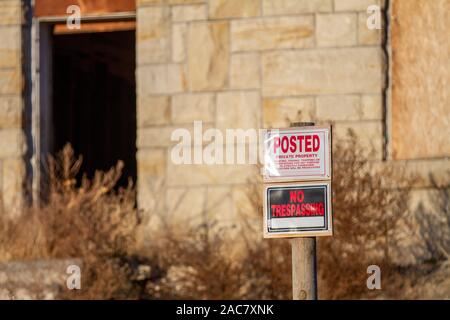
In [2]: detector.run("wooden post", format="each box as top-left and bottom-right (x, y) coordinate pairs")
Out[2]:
(290, 122), (318, 300)
(291, 238), (317, 300)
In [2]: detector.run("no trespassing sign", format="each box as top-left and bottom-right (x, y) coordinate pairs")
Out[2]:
(263, 181), (332, 238)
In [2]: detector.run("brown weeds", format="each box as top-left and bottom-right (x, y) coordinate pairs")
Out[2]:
(0, 134), (424, 299)
(0, 144), (142, 299)
(318, 131), (411, 299)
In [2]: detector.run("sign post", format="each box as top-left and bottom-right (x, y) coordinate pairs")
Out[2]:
(292, 236), (316, 300)
(262, 122), (332, 300)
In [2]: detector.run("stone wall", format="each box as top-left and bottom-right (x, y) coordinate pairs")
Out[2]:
(135, 0), (449, 239)
(0, 0), (26, 215)
(135, 0), (387, 233)
(0, 0), (447, 236)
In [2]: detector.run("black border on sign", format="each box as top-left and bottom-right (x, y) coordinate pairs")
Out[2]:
(266, 185), (328, 233)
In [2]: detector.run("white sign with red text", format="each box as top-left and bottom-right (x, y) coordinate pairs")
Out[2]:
(263, 126), (331, 182)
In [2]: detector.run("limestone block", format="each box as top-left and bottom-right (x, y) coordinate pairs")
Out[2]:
(333, 121), (383, 159)
(171, 93), (215, 123)
(2, 157), (24, 213)
(137, 6), (170, 64)
(316, 95), (367, 121)
(0, 68), (21, 95)
(0, 129), (25, 158)
(187, 22), (229, 91)
(138, 64), (186, 95)
(262, 48), (384, 96)
(262, 0), (332, 15)
(138, 96), (170, 126)
(0, 26), (21, 68)
(172, 4), (206, 22)
(229, 53), (260, 89)
(137, 148), (166, 211)
(0, 96), (21, 129)
(231, 16), (314, 51)
(216, 91), (260, 131)
(138, 123), (213, 147)
(209, 0), (260, 19)
(172, 23), (187, 62)
(138, 127), (180, 147)
(262, 97), (315, 128)
(166, 186), (206, 225)
(168, 0), (204, 4)
(316, 13), (357, 47)
(0, 0), (22, 26)
(167, 154), (258, 186)
(137, 148), (166, 177)
(385, 159), (449, 189)
(231, 184), (258, 220)
(137, 1), (205, 6)
(361, 94), (382, 120)
(334, 0), (383, 11)
(136, 0), (165, 5)
(358, 11), (382, 45)
(205, 186), (233, 220)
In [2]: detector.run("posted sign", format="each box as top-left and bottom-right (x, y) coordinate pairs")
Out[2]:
(263, 182), (332, 238)
(263, 126), (331, 182)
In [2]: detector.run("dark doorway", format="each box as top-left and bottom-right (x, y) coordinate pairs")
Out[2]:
(52, 30), (136, 187)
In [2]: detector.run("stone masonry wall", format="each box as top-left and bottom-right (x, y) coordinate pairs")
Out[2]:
(0, 0), (26, 215)
(0, 0), (447, 240)
(135, 0), (389, 233)
(135, 0), (449, 241)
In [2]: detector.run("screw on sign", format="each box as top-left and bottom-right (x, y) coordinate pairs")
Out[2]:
(262, 122), (333, 300)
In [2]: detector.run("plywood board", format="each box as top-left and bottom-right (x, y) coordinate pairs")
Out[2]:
(391, 0), (450, 159)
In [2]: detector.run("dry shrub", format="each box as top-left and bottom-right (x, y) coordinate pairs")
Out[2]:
(318, 131), (411, 299)
(146, 194), (291, 299)
(414, 178), (450, 263)
(0, 144), (144, 299)
(145, 130), (412, 299)
(0, 134), (420, 299)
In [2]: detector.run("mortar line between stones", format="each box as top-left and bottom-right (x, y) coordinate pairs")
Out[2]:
(138, 45), (382, 68)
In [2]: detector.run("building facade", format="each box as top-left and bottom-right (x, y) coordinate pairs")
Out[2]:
(0, 0), (448, 231)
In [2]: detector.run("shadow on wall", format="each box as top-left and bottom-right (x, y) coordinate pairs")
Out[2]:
(414, 176), (450, 263)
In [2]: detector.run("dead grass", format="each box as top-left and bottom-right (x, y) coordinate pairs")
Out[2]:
(318, 131), (411, 299)
(144, 131), (415, 299)
(0, 134), (447, 299)
(0, 144), (143, 299)
(145, 204), (291, 299)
